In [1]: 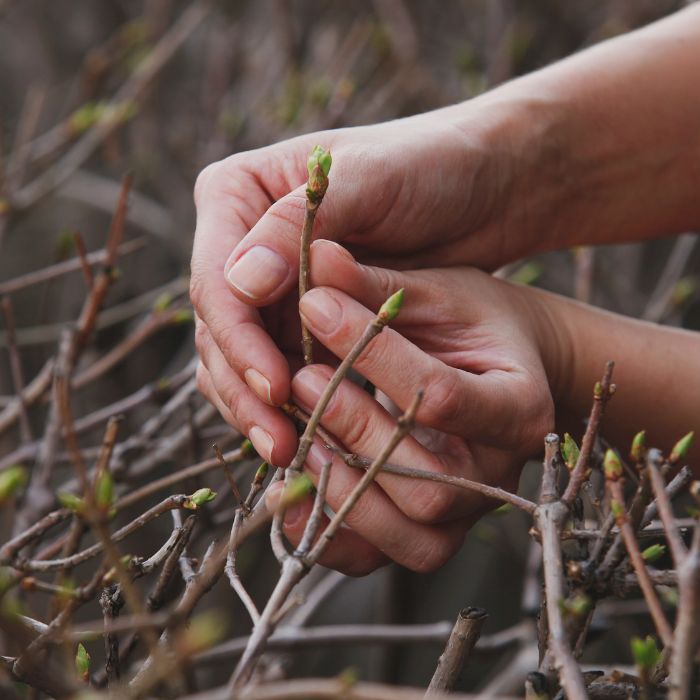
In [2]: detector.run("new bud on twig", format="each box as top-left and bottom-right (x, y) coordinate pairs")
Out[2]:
(0, 466), (27, 503)
(280, 474), (313, 507)
(603, 449), (623, 481)
(641, 543), (666, 564)
(630, 430), (647, 464)
(241, 438), (256, 457)
(306, 145), (332, 204)
(378, 288), (405, 323)
(95, 470), (114, 511)
(184, 488), (217, 509)
(75, 643), (91, 683)
(254, 461), (269, 485)
(561, 433), (580, 471)
(670, 431), (694, 464)
(631, 635), (661, 675)
(58, 492), (85, 514)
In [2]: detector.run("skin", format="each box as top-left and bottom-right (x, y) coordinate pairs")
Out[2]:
(192, 5), (700, 573)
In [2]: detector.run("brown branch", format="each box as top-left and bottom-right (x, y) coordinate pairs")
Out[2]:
(561, 361), (614, 506)
(0, 296), (31, 441)
(426, 607), (488, 694)
(340, 451), (537, 515)
(72, 230), (94, 290)
(607, 479), (672, 646)
(299, 198), (320, 366)
(536, 434), (587, 699)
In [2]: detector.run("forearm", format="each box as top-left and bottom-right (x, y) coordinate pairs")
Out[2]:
(445, 4), (700, 261)
(531, 287), (700, 466)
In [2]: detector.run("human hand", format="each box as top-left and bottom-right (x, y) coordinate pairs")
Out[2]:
(252, 240), (556, 575)
(191, 107), (530, 464)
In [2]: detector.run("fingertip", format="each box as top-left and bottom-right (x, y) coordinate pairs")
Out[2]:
(224, 244), (294, 305)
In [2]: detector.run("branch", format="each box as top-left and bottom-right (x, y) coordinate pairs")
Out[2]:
(427, 607), (488, 694)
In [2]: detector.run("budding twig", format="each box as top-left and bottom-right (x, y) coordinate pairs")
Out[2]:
(299, 145), (332, 365)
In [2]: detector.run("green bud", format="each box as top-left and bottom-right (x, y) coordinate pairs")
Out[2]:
(254, 461), (269, 485)
(603, 449), (623, 481)
(630, 430), (647, 463)
(178, 610), (227, 654)
(610, 499), (625, 521)
(593, 381), (604, 399)
(172, 309), (194, 325)
(378, 288), (405, 323)
(75, 643), (91, 682)
(642, 544), (666, 564)
(0, 466), (27, 503)
(338, 667), (359, 688)
(185, 488), (217, 509)
(631, 635), (661, 672)
(152, 292), (172, 312)
(561, 433), (580, 471)
(68, 101), (108, 134)
(281, 474), (313, 506)
(241, 438), (256, 457)
(670, 431), (694, 464)
(306, 145), (332, 203)
(559, 593), (591, 618)
(95, 471), (114, 510)
(58, 492), (85, 513)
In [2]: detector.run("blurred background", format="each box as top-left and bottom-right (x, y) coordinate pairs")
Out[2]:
(0, 0), (698, 695)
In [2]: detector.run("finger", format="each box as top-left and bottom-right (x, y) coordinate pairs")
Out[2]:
(191, 162), (291, 407)
(265, 482), (388, 576)
(293, 365), (476, 523)
(299, 441), (467, 572)
(298, 286), (518, 442)
(195, 331), (298, 466)
(223, 148), (400, 307)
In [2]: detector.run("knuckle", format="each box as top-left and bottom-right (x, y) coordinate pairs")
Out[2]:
(419, 373), (464, 428)
(189, 270), (206, 310)
(341, 553), (386, 577)
(338, 405), (374, 449)
(403, 483), (457, 525)
(193, 161), (222, 206)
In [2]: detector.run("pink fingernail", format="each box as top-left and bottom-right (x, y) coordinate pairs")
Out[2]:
(293, 368), (333, 414)
(244, 368), (272, 404)
(226, 246), (289, 300)
(300, 288), (342, 334)
(249, 426), (275, 461)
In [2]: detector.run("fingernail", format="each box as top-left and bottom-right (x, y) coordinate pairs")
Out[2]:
(314, 239), (356, 264)
(294, 368), (333, 414)
(244, 368), (272, 404)
(226, 246), (289, 300)
(300, 288), (342, 334)
(306, 443), (331, 475)
(249, 426), (274, 461)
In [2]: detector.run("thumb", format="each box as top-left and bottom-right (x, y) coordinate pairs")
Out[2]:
(223, 149), (388, 307)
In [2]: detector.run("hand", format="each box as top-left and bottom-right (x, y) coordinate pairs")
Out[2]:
(191, 106), (528, 464)
(260, 240), (556, 575)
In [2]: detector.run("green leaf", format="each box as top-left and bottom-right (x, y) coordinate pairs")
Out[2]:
(95, 471), (114, 510)
(58, 492), (85, 513)
(378, 288), (405, 322)
(0, 466), (27, 503)
(306, 145), (332, 203)
(603, 449), (623, 481)
(641, 543), (666, 564)
(631, 635), (661, 672)
(75, 643), (91, 681)
(670, 431), (694, 464)
(280, 474), (313, 506)
(185, 488), (217, 509)
(561, 433), (580, 471)
(630, 430), (646, 463)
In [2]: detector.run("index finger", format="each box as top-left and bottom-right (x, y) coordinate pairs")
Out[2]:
(190, 159), (291, 406)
